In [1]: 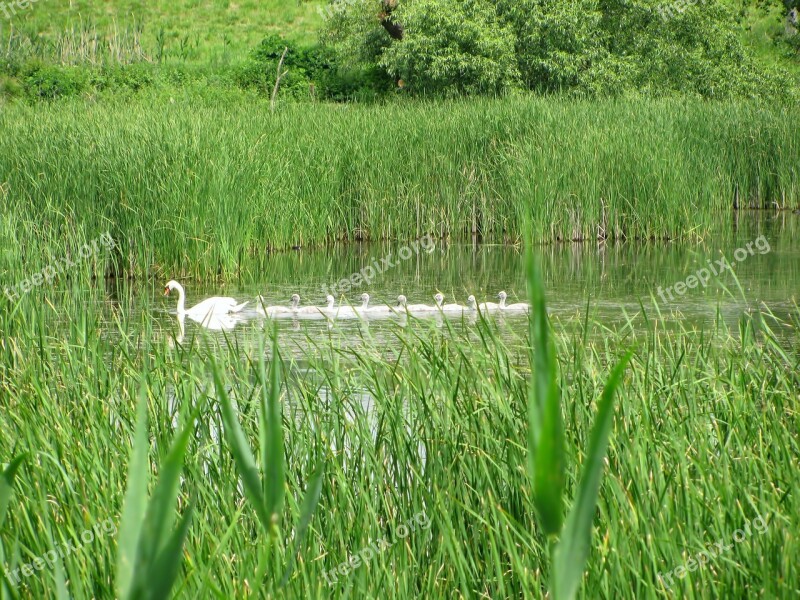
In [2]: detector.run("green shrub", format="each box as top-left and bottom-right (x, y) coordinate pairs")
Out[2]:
(0, 75), (23, 100)
(235, 33), (392, 101)
(22, 63), (89, 100)
(380, 0), (520, 95)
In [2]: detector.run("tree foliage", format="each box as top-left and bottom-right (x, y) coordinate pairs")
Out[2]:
(321, 0), (796, 98)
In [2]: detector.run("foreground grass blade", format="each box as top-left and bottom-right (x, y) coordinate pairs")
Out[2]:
(552, 350), (633, 600)
(117, 383), (197, 600)
(212, 359), (272, 530)
(261, 333), (285, 529)
(280, 460), (325, 587)
(149, 499), (196, 600)
(116, 388), (149, 599)
(527, 254), (565, 536)
(0, 454), (26, 529)
(137, 416), (194, 562)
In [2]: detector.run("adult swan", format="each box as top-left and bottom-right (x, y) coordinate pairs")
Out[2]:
(164, 280), (249, 320)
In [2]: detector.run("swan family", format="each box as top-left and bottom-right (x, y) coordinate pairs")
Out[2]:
(165, 280), (529, 324)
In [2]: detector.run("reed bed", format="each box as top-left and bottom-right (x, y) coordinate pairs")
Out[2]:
(0, 97), (798, 282)
(0, 283), (797, 598)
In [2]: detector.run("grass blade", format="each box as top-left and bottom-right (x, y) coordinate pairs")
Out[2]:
(552, 349), (633, 600)
(211, 358), (271, 530)
(0, 453), (26, 529)
(262, 333), (285, 528)
(149, 498), (196, 600)
(527, 254), (565, 536)
(137, 413), (194, 562)
(280, 460), (325, 587)
(116, 386), (149, 599)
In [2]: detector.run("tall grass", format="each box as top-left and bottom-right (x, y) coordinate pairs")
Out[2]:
(0, 281), (797, 597)
(0, 97), (797, 282)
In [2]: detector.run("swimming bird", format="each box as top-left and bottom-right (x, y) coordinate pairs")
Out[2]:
(434, 293), (464, 314)
(499, 291), (530, 312)
(291, 293), (328, 316)
(478, 292), (502, 312)
(164, 281), (248, 320)
(256, 295), (293, 317)
(395, 295), (409, 313)
(366, 299), (392, 316)
(398, 294), (435, 314)
(359, 293), (370, 311)
(319, 294), (337, 315)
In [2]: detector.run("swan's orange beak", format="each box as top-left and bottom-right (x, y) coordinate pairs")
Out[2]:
(164, 286), (170, 296)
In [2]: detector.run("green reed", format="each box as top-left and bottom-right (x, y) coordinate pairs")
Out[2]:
(0, 96), (798, 283)
(0, 278), (797, 598)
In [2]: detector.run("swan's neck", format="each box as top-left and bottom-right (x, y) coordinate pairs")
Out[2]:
(361, 299), (369, 309)
(327, 298), (335, 309)
(174, 283), (186, 313)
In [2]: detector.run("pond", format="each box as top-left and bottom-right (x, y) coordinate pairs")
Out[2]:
(76, 212), (800, 356)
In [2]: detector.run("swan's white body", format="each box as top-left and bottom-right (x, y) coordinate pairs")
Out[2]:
(165, 281), (248, 321)
(256, 295), (293, 317)
(498, 291), (530, 312)
(479, 291), (504, 312)
(350, 293), (373, 318)
(397, 294), (436, 314)
(318, 295), (338, 317)
(434, 293), (465, 314)
(365, 293), (392, 316)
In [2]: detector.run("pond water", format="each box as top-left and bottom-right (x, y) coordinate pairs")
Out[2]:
(86, 212), (800, 355)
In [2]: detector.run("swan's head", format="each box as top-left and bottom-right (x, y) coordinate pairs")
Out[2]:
(497, 291), (507, 301)
(467, 295), (476, 308)
(397, 295), (407, 307)
(164, 280), (181, 296)
(291, 294), (300, 308)
(434, 293), (444, 306)
(360, 293), (369, 305)
(326, 294), (335, 307)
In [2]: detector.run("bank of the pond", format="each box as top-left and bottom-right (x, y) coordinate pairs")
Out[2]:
(1, 96), (798, 280)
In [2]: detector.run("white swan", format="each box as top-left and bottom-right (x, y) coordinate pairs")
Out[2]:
(479, 292), (502, 312)
(395, 295), (409, 313)
(349, 292), (371, 317)
(292, 294), (333, 318)
(499, 291), (530, 312)
(319, 294), (337, 316)
(256, 295), (293, 317)
(332, 293), (369, 319)
(396, 294), (437, 315)
(164, 280), (248, 320)
(434, 293), (464, 314)
(366, 294), (392, 316)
